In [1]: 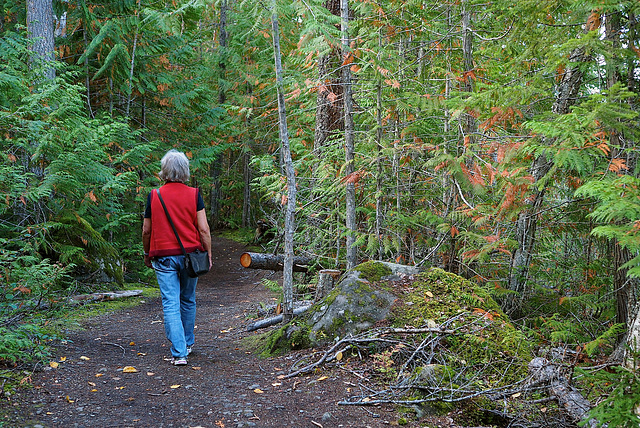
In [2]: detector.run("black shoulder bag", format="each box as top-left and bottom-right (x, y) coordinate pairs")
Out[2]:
(156, 189), (210, 278)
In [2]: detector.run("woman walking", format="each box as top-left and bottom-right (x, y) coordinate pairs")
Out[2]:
(142, 150), (212, 365)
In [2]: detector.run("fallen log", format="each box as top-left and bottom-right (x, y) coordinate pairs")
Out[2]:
(246, 305), (311, 332)
(240, 252), (312, 272)
(528, 357), (602, 428)
(68, 290), (143, 305)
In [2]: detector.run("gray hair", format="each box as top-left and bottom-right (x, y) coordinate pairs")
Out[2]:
(159, 149), (190, 183)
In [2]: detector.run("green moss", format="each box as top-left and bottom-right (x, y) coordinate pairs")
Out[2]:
(354, 261), (392, 282)
(389, 268), (531, 385)
(243, 321), (312, 358)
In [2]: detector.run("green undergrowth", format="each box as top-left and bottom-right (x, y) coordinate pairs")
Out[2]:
(0, 283), (159, 368)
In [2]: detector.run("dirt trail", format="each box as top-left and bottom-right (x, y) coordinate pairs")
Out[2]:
(8, 237), (402, 428)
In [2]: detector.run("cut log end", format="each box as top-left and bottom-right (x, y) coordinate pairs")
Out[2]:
(240, 252), (252, 269)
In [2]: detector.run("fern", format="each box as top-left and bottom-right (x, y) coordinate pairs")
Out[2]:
(583, 323), (625, 356)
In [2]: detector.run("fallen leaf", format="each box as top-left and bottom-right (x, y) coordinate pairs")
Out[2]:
(191, 366), (202, 370)
(88, 382), (96, 387)
(115, 386), (125, 390)
(122, 366), (139, 373)
(335, 351), (343, 361)
(277, 375), (286, 380)
(65, 396), (74, 403)
(253, 388), (264, 394)
(49, 361), (59, 369)
(147, 372), (155, 376)
(95, 373), (104, 378)
(363, 397), (371, 402)
(272, 382), (282, 387)
(511, 392), (522, 398)
(137, 352), (147, 356)
(426, 291), (434, 298)
(170, 384), (181, 389)
(59, 357), (67, 362)
(80, 356), (90, 361)
(129, 342), (135, 346)
(317, 376), (328, 381)
(90, 389), (97, 392)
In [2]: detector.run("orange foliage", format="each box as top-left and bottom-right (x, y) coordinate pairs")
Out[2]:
(586, 10), (601, 32)
(385, 79), (400, 89)
(472, 308), (495, 321)
(13, 285), (31, 294)
(609, 158), (628, 173)
(479, 107), (523, 131)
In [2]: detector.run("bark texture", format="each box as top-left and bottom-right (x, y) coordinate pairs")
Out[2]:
(27, 0), (55, 80)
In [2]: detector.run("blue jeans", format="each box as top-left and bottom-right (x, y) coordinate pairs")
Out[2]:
(152, 255), (197, 358)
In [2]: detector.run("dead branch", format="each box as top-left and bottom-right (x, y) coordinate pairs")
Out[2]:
(528, 357), (603, 428)
(284, 325), (456, 379)
(246, 305), (311, 332)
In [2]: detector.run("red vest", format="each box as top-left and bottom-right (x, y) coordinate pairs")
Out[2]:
(149, 183), (203, 257)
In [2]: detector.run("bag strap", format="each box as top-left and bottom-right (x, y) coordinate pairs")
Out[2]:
(156, 189), (187, 256)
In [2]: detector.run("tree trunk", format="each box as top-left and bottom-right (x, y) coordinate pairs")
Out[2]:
(242, 147), (251, 228)
(27, 0), (55, 81)
(314, 0), (343, 151)
(209, 0), (228, 229)
(341, 0), (356, 271)
(270, 0), (297, 320)
(375, 79), (384, 260)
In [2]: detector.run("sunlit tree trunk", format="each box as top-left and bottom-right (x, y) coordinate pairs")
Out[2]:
(375, 79), (383, 260)
(271, 0), (296, 320)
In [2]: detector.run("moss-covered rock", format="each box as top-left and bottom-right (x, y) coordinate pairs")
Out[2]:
(251, 265), (531, 389)
(354, 261), (393, 282)
(390, 268), (531, 384)
(307, 268), (396, 344)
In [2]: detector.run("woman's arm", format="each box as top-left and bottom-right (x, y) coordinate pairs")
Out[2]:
(142, 218), (153, 268)
(196, 209), (212, 267)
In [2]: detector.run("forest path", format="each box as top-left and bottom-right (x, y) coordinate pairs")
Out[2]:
(9, 237), (406, 428)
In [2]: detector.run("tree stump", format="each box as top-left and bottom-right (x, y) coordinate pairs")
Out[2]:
(315, 269), (341, 301)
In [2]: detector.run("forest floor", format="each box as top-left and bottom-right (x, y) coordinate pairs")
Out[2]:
(4, 237), (468, 428)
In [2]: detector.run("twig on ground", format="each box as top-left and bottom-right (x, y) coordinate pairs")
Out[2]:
(102, 342), (126, 357)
